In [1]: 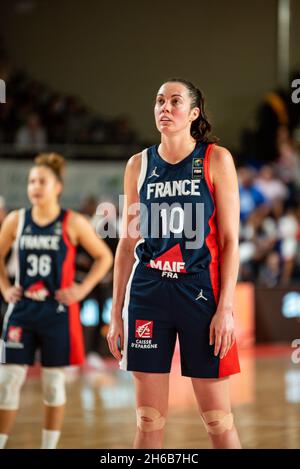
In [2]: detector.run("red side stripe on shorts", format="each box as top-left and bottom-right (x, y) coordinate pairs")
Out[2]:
(219, 342), (241, 377)
(62, 210), (85, 365)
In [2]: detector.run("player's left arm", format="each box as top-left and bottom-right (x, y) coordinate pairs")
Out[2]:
(208, 145), (240, 359)
(55, 211), (113, 305)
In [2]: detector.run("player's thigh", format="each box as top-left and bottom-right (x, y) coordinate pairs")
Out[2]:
(133, 371), (170, 415)
(191, 376), (231, 412)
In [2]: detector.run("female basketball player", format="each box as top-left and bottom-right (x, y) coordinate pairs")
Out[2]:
(0, 153), (113, 449)
(107, 79), (241, 449)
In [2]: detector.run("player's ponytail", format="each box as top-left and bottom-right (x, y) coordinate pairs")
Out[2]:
(34, 153), (65, 183)
(166, 78), (219, 144)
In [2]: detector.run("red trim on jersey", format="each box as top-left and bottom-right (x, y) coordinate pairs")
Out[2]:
(219, 341), (241, 377)
(61, 210), (85, 365)
(204, 144), (220, 302)
(204, 145), (241, 377)
(204, 143), (215, 196)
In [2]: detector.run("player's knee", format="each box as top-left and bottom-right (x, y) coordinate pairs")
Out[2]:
(136, 406), (166, 432)
(42, 367), (66, 407)
(0, 364), (27, 410)
(201, 410), (234, 435)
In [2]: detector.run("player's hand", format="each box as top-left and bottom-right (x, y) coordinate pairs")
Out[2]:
(107, 314), (124, 361)
(3, 285), (23, 304)
(55, 282), (86, 305)
(209, 308), (235, 359)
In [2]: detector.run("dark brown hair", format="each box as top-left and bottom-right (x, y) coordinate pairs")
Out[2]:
(165, 78), (219, 143)
(34, 153), (65, 183)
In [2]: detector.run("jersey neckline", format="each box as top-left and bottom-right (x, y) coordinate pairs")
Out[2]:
(30, 207), (63, 229)
(154, 142), (203, 169)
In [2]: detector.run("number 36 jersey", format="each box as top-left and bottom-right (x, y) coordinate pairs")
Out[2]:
(15, 208), (76, 301)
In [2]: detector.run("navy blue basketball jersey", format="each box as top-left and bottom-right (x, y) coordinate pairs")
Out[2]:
(15, 208), (75, 299)
(136, 142), (220, 297)
(1, 207), (85, 366)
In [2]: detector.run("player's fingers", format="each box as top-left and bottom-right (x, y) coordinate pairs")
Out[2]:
(120, 330), (124, 351)
(229, 332), (235, 350)
(107, 333), (121, 360)
(111, 341), (121, 360)
(214, 332), (222, 356)
(209, 324), (215, 346)
(220, 334), (229, 359)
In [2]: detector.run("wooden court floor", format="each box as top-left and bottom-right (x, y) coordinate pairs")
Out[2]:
(5, 345), (300, 449)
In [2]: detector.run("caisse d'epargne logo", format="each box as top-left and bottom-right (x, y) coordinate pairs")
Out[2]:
(135, 320), (153, 339)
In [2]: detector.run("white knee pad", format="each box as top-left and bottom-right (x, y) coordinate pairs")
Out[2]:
(0, 365), (27, 410)
(42, 368), (66, 407)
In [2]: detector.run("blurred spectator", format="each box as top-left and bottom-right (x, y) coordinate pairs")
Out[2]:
(255, 164), (288, 202)
(258, 251), (281, 288)
(256, 88), (289, 162)
(276, 125), (300, 191)
(238, 167), (267, 222)
(278, 207), (299, 285)
(15, 112), (47, 150)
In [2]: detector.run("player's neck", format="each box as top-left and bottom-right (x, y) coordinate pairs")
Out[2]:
(31, 202), (61, 224)
(159, 134), (196, 163)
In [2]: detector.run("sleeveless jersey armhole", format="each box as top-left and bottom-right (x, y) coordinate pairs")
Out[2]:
(62, 209), (77, 249)
(204, 143), (215, 197)
(137, 149), (148, 193)
(14, 208), (26, 286)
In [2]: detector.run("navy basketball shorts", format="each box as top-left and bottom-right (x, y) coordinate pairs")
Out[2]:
(1, 298), (85, 367)
(119, 262), (240, 378)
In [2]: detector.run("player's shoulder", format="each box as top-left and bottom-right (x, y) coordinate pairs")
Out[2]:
(210, 144), (233, 161)
(210, 144), (236, 171)
(126, 151), (143, 172)
(3, 209), (20, 227)
(0, 209), (20, 238)
(66, 209), (91, 228)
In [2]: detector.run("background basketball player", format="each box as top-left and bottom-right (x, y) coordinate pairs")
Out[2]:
(0, 153), (113, 449)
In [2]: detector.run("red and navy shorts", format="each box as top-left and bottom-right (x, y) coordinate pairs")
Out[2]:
(119, 262), (240, 378)
(1, 298), (85, 367)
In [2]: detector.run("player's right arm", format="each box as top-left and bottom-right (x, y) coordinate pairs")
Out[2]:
(0, 210), (23, 303)
(107, 153), (142, 360)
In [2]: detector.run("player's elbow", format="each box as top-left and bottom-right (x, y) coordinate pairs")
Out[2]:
(218, 235), (239, 253)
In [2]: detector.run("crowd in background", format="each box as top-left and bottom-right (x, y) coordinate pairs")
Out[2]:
(1, 40), (300, 288)
(0, 43), (138, 148)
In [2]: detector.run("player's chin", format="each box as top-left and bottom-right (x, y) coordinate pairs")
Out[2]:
(158, 126), (176, 136)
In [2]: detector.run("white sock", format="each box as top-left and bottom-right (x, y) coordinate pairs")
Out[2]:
(41, 429), (61, 449)
(0, 433), (8, 449)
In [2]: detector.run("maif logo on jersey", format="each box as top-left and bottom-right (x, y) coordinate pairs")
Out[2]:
(24, 280), (50, 301)
(135, 320), (153, 338)
(8, 326), (23, 344)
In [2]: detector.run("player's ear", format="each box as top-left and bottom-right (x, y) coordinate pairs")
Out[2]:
(191, 107), (200, 122)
